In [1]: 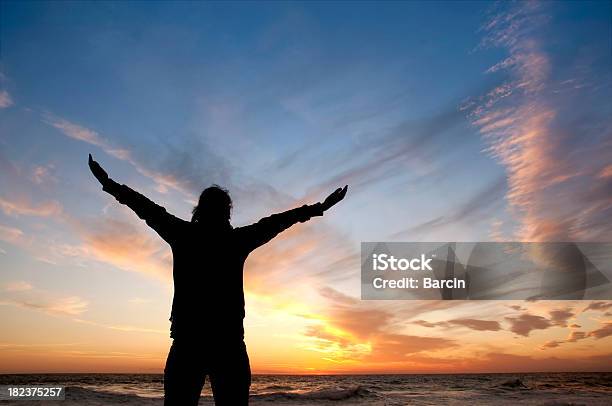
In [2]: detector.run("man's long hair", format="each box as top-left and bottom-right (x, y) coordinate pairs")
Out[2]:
(191, 184), (232, 224)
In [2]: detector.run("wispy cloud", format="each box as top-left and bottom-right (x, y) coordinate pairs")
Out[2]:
(466, 1), (612, 241)
(43, 114), (198, 198)
(72, 318), (166, 334)
(0, 90), (13, 108)
(1, 283), (163, 336)
(69, 217), (173, 282)
(128, 297), (151, 305)
(300, 106), (467, 202)
(4, 281), (33, 292)
(42, 113), (253, 206)
(567, 331), (586, 343)
(393, 177), (507, 238)
(31, 164), (57, 185)
(540, 340), (561, 349)
(588, 322), (612, 340)
(415, 318), (502, 332)
(1, 283), (89, 316)
(2, 1), (610, 374)
(582, 302), (612, 313)
(0, 196), (62, 217)
(0, 223), (27, 246)
(43, 114), (131, 161)
(540, 323), (612, 348)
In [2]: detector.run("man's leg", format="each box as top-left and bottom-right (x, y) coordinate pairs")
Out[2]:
(164, 341), (206, 406)
(209, 341), (251, 406)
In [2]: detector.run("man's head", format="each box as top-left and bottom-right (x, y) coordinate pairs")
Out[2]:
(191, 185), (232, 224)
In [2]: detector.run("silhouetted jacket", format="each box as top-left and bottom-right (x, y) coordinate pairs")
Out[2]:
(101, 179), (323, 343)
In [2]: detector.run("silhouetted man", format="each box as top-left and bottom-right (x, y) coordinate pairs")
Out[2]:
(88, 154), (348, 405)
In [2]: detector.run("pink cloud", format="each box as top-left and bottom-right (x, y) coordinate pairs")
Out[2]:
(0, 223), (27, 246)
(468, 1), (612, 242)
(0, 90), (13, 108)
(44, 114), (193, 198)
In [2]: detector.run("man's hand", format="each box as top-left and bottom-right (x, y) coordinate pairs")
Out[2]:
(321, 185), (348, 212)
(88, 154), (109, 186)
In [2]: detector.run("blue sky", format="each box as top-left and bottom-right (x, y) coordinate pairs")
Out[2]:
(1, 1), (511, 234)
(0, 1), (611, 373)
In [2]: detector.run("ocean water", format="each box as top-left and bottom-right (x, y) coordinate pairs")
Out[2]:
(0, 373), (611, 405)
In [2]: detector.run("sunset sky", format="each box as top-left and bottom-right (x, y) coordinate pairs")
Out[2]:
(1, 0), (611, 374)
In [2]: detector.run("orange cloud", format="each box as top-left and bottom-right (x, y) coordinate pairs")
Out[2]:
(0, 196), (62, 217)
(540, 340), (561, 349)
(365, 333), (456, 363)
(567, 331), (586, 342)
(74, 218), (172, 282)
(301, 287), (457, 365)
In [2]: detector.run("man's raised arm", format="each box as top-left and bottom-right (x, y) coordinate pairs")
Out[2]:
(240, 185), (348, 251)
(88, 154), (182, 242)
